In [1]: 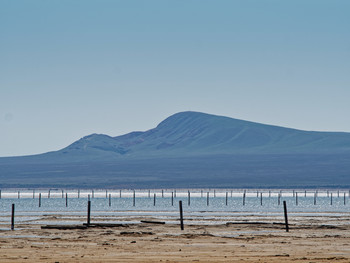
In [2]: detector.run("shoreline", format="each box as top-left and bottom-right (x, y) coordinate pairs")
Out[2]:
(1, 214), (350, 262)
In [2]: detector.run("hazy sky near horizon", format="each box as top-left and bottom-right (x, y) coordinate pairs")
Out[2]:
(1, 0), (350, 157)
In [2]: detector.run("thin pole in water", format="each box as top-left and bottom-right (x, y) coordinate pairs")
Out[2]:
(179, 200), (184, 231)
(188, 191), (190, 206)
(174, 189), (176, 198)
(331, 193), (333, 205)
(78, 189), (80, 198)
(92, 190), (94, 199)
(260, 192), (263, 206)
(48, 190), (50, 198)
(39, 193), (42, 207)
(226, 192), (228, 206)
(283, 200), (289, 232)
(162, 189), (164, 198)
(171, 192), (174, 206)
(207, 192), (209, 206)
(61, 190), (64, 198)
(106, 190), (108, 198)
(314, 192), (317, 205)
(154, 193), (156, 206)
(18, 191), (20, 199)
(66, 193), (68, 207)
(11, 204), (15, 231)
(243, 191), (246, 206)
(344, 192), (346, 205)
(278, 193), (281, 206)
(120, 189), (122, 198)
(87, 200), (91, 226)
(214, 189), (216, 198)
(133, 190), (136, 207)
(295, 192), (298, 206)
(109, 194), (111, 207)
(32, 189), (35, 199)
(148, 189), (150, 198)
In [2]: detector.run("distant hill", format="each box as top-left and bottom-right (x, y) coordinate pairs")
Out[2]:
(1, 111), (350, 188)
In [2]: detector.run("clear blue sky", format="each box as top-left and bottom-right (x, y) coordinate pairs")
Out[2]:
(1, 0), (349, 157)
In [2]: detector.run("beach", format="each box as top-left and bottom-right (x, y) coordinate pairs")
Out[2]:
(1, 213), (350, 262)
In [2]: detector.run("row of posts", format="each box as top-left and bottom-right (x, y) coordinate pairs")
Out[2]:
(2, 189), (350, 208)
(10, 199), (289, 232)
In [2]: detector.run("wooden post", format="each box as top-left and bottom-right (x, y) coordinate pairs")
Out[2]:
(92, 190), (94, 199)
(214, 189), (216, 198)
(148, 189), (150, 198)
(269, 190), (271, 198)
(87, 200), (91, 226)
(293, 190), (295, 197)
(171, 192), (174, 206)
(278, 193), (281, 206)
(153, 193), (156, 206)
(78, 189), (80, 198)
(109, 194), (111, 207)
(243, 192), (246, 206)
(344, 192), (346, 205)
(207, 192), (209, 206)
(331, 193), (333, 205)
(32, 189), (35, 199)
(11, 204), (15, 230)
(225, 192), (228, 206)
(260, 192), (263, 206)
(48, 189), (50, 198)
(296, 192), (298, 206)
(162, 189), (164, 198)
(314, 192), (317, 205)
(338, 190), (340, 198)
(201, 190), (203, 198)
(188, 191), (190, 206)
(11, 204), (15, 231)
(106, 190), (108, 198)
(257, 190), (259, 198)
(304, 190), (306, 197)
(88, 194), (90, 202)
(18, 191), (20, 199)
(39, 193), (42, 207)
(61, 190), (64, 198)
(65, 193), (68, 207)
(133, 190), (135, 207)
(327, 190), (329, 197)
(283, 201), (289, 232)
(120, 189), (122, 198)
(0, 189), (2, 199)
(231, 190), (233, 197)
(174, 189), (176, 198)
(179, 200), (184, 231)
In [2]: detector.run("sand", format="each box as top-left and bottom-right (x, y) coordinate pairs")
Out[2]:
(1, 215), (350, 262)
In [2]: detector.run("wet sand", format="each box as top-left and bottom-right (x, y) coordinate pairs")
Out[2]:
(1, 215), (350, 262)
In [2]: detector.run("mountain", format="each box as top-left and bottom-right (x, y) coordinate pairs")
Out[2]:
(31, 111), (350, 162)
(1, 111), (350, 188)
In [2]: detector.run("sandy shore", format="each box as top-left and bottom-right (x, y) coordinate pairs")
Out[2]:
(1, 215), (350, 262)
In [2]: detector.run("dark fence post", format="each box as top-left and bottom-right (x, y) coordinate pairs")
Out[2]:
(11, 204), (15, 230)
(65, 193), (68, 207)
(243, 192), (246, 206)
(39, 193), (42, 207)
(109, 194), (111, 207)
(295, 192), (298, 206)
(226, 192), (228, 206)
(179, 200), (184, 230)
(188, 191), (190, 206)
(207, 192), (209, 206)
(260, 192), (263, 206)
(154, 193), (156, 206)
(133, 190), (136, 207)
(171, 192), (174, 206)
(283, 200), (289, 232)
(87, 200), (91, 226)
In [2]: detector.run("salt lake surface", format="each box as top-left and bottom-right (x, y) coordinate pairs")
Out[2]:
(0, 189), (349, 227)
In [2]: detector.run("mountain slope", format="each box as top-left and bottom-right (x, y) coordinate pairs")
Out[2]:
(47, 111), (350, 161)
